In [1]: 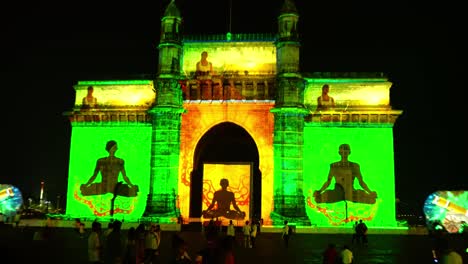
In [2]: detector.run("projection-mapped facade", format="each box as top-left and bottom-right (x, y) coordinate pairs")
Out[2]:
(65, 0), (402, 227)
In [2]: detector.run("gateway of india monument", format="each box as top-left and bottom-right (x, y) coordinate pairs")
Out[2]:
(64, 0), (402, 229)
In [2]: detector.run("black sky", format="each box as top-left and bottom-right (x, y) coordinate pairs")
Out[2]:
(2, 0), (458, 214)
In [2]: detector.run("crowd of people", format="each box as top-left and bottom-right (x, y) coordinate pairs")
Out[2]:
(78, 217), (264, 263)
(3, 216), (465, 263)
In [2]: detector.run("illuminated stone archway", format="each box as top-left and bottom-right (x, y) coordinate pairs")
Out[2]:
(179, 102), (274, 223)
(189, 122), (260, 219)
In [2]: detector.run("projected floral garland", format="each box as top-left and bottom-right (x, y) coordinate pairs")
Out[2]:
(73, 186), (136, 217)
(306, 190), (380, 226)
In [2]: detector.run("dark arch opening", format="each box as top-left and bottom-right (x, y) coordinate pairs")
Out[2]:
(189, 122), (261, 219)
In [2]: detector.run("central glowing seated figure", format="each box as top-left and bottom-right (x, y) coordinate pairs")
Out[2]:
(202, 178), (246, 220)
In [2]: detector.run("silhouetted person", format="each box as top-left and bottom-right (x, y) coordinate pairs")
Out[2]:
(135, 223), (146, 264)
(314, 144), (377, 204)
(144, 224), (161, 264)
(170, 235), (191, 264)
(281, 220), (291, 248)
(351, 220), (359, 244)
(250, 219), (258, 248)
(242, 220), (251, 248)
(340, 245), (353, 264)
(81, 140), (139, 197)
(88, 221), (102, 264)
(104, 220), (125, 264)
(322, 243), (338, 264)
(356, 219), (368, 244)
(226, 219), (236, 245)
(205, 219), (219, 249)
(124, 227), (137, 264)
(202, 178), (245, 220)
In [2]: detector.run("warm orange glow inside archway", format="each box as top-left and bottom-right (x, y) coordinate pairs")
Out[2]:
(179, 102), (274, 223)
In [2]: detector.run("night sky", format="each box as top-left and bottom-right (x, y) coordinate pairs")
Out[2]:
(3, 1), (457, 215)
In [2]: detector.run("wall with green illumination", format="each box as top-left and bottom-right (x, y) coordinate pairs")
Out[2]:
(303, 126), (397, 227)
(66, 125), (151, 221)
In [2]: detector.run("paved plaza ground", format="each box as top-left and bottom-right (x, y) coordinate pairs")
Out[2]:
(1, 223), (467, 263)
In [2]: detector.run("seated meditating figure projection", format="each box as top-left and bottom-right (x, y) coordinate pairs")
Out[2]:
(81, 86), (98, 110)
(314, 144), (377, 204)
(196, 51), (213, 99)
(316, 84), (335, 112)
(202, 178), (246, 220)
(80, 140), (139, 197)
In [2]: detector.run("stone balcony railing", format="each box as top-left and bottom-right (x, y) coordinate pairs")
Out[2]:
(65, 108), (152, 126)
(305, 108), (403, 126)
(181, 75), (276, 101)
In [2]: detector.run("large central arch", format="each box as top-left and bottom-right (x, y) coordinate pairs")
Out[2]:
(178, 102), (275, 223)
(189, 122), (261, 218)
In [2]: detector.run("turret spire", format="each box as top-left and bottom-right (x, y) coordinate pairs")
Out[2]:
(278, 0), (299, 41)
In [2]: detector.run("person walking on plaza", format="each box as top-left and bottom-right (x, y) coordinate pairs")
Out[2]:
(124, 227), (137, 264)
(135, 223), (146, 264)
(205, 219), (219, 249)
(14, 211), (21, 228)
(242, 220), (251, 248)
(88, 221), (102, 264)
(144, 224), (161, 264)
(226, 220), (236, 245)
(322, 243), (338, 264)
(351, 220), (359, 244)
(170, 234), (192, 264)
(356, 219), (368, 245)
(104, 220), (125, 264)
(250, 220), (258, 249)
(340, 245), (353, 264)
(281, 220), (291, 248)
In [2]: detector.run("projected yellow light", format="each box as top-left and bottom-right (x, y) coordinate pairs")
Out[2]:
(182, 42), (276, 75)
(202, 163), (252, 224)
(246, 61), (257, 69)
(178, 102), (275, 223)
(304, 81), (392, 109)
(74, 82), (155, 107)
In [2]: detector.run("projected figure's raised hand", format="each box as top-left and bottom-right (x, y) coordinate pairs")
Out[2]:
(314, 144), (377, 204)
(202, 178), (246, 220)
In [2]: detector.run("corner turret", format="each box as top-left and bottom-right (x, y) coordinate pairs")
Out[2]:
(158, 0), (183, 76)
(277, 0), (299, 42)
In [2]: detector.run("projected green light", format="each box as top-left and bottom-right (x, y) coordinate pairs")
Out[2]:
(303, 126), (397, 227)
(66, 126), (151, 221)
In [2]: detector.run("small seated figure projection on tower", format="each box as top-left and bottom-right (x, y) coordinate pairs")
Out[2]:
(202, 178), (246, 220)
(316, 84), (335, 111)
(196, 51), (213, 99)
(81, 86), (98, 110)
(313, 144), (377, 204)
(80, 140), (139, 197)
